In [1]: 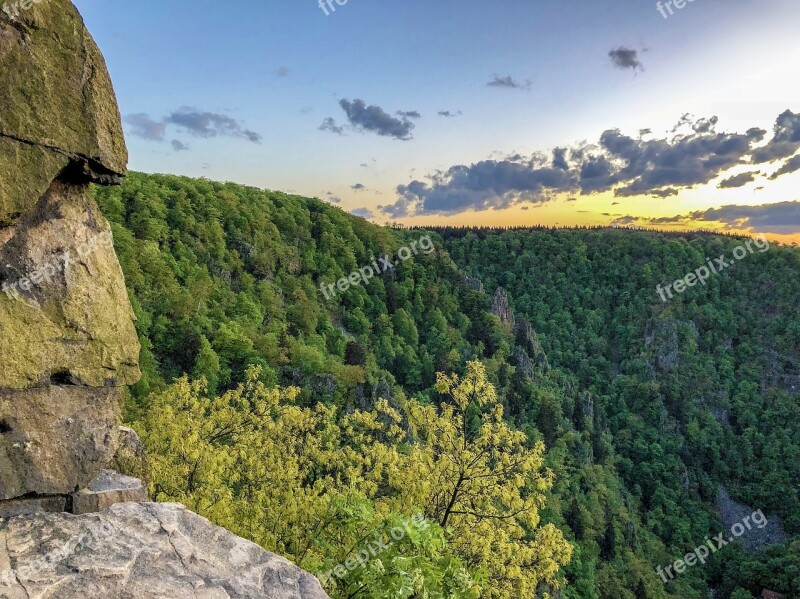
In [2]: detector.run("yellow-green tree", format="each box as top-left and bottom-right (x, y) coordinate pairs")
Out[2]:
(362, 361), (573, 598)
(139, 362), (572, 598)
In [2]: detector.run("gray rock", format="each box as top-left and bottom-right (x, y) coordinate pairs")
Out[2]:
(0, 496), (67, 519)
(491, 287), (515, 328)
(0, 0), (140, 501)
(0, 502), (329, 599)
(110, 426), (150, 485)
(0, 386), (121, 499)
(71, 470), (149, 515)
(715, 486), (788, 552)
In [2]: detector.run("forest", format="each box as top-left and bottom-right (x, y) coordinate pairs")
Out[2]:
(93, 172), (800, 599)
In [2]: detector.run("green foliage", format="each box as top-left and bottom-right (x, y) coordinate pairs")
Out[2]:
(97, 174), (800, 598)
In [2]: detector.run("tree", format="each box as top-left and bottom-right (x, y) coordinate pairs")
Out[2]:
(393, 361), (574, 598)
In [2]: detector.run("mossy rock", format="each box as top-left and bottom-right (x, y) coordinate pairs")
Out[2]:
(0, 181), (140, 389)
(0, 0), (127, 223)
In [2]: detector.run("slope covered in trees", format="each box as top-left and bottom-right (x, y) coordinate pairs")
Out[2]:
(93, 173), (799, 598)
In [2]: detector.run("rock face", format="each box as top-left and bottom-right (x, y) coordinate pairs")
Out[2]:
(70, 470), (149, 515)
(0, 0), (140, 499)
(0, 503), (330, 599)
(0, 0), (127, 225)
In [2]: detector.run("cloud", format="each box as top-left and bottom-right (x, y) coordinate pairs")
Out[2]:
(171, 139), (189, 152)
(751, 110), (800, 163)
(654, 201), (800, 234)
(275, 67), (290, 77)
(324, 191), (342, 204)
(165, 108), (262, 143)
(486, 75), (531, 90)
(611, 215), (638, 226)
(124, 113), (166, 141)
(718, 171), (759, 188)
(338, 99), (416, 140)
(379, 110), (799, 218)
(609, 47), (643, 71)
(770, 154), (800, 179)
(319, 117), (345, 135)
(351, 183), (366, 191)
(438, 110), (462, 118)
(351, 207), (376, 219)
(396, 110), (421, 119)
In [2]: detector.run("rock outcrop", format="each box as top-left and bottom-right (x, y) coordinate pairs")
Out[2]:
(0, 503), (329, 599)
(0, 0), (139, 500)
(0, 2), (329, 597)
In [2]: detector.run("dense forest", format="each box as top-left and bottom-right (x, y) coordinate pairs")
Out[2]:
(93, 172), (800, 598)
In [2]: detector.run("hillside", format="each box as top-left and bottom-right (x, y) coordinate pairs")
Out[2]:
(94, 173), (800, 599)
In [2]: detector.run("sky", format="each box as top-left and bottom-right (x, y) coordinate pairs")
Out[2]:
(74, 0), (800, 243)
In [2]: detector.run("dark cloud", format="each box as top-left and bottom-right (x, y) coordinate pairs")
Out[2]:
(324, 192), (342, 204)
(486, 75), (531, 90)
(165, 108), (262, 143)
(351, 183), (366, 191)
(769, 154), (800, 179)
(351, 207), (376, 219)
(124, 113), (166, 141)
(171, 139), (189, 152)
(718, 172), (759, 189)
(379, 110), (799, 218)
(339, 99), (416, 140)
(396, 110), (421, 119)
(609, 47), (643, 71)
(611, 216), (639, 226)
(751, 110), (800, 163)
(552, 147), (569, 170)
(438, 110), (462, 118)
(319, 117), (345, 135)
(655, 201), (800, 234)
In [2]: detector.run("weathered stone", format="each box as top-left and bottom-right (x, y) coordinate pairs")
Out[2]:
(0, 0), (128, 224)
(0, 386), (120, 499)
(109, 426), (149, 485)
(71, 470), (148, 515)
(0, 181), (140, 389)
(491, 287), (515, 328)
(0, 502), (330, 598)
(0, 495), (67, 519)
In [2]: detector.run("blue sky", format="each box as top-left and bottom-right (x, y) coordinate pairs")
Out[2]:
(75, 0), (800, 239)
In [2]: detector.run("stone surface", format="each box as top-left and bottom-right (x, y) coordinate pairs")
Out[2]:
(0, 0), (140, 501)
(71, 470), (148, 515)
(0, 0), (128, 224)
(0, 386), (120, 499)
(0, 181), (140, 390)
(110, 426), (150, 485)
(0, 502), (330, 599)
(0, 496), (67, 519)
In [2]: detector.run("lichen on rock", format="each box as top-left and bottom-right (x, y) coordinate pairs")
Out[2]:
(0, 0), (139, 501)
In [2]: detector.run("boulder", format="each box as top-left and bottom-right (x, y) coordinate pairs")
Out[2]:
(0, 386), (120, 499)
(0, 502), (330, 598)
(70, 470), (149, 515)
(109, 426), (150, 484)
(0, 0), (140, 500)
(0, 0), (127, 225)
